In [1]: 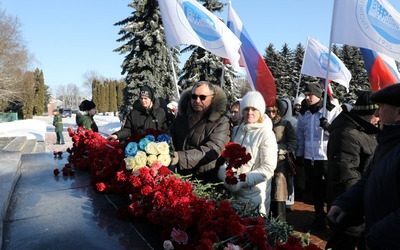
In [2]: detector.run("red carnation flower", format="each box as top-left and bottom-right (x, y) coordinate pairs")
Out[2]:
(96, 182), (107, 192)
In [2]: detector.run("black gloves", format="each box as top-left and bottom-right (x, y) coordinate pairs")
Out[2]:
(319, 117), (330, 131)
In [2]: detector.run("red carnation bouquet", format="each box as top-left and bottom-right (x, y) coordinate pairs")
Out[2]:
(220, 142), (251, 184)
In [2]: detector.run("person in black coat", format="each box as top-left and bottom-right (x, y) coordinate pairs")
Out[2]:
(328, 84), (400, 250)
(107, 85), (168, 141)
(326, 91), (379, 250)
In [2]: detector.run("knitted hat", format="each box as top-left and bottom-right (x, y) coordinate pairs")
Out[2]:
(371, 84), (400, 107)
(79, 100), (96, 111)
(240, 91), (266, 114)
(304, 83), (323, 98)
(352, 91), (378, 116)
(139, 85), (154, 101)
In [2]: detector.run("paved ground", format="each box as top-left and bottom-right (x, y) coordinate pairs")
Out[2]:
(44, 131), (73, 153)
(2, 153), (159, 250)
(287, 201), (329, 249)
(0, 138), (14, 150)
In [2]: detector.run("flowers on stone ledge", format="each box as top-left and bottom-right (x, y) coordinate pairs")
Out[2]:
(62, 127), (321, 250)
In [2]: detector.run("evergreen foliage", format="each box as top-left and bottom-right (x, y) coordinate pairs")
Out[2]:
(114, 0), (179, 117)
(265, 42), (370, 103)
(91, 78), (126, 114)
(116, 80), (126, 111)
(32, 68), (46, 115)
(109, 81), (118, 113)
(334, 45), (369, 102)
(276, 43), (294, 97)
(21, 71), (35, 119)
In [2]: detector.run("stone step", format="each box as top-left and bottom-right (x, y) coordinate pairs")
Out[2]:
(21, 139), (37, 154)
(0, 151), (22, 248)
(34, 142), (46, 153)
(2, 136), (27, 152)
(0, 137), (15, 150)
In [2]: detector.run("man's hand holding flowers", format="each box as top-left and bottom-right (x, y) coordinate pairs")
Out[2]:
(168, 152), (179, 172)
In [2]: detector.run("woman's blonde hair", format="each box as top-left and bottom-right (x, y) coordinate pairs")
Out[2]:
(257, 113), (264, 123)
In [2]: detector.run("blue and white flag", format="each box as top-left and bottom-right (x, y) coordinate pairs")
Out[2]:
(158, 0), (241, 70)
(331, 0), (400, 62)
(301, 37), (351, 91)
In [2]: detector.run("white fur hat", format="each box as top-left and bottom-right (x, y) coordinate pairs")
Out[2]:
(240, 91), (266, 114)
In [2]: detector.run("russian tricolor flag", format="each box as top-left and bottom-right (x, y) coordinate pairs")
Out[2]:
(360, 48), (400, 91)
(227, 2), (276, 106)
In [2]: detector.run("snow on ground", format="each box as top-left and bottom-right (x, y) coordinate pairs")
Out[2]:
(0, 114), (122, 141)
(93, 115), (121, 135)
(0, 119), (47, 141)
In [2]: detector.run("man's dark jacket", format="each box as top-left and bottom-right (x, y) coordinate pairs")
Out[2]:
(114, 98), (167, 140)
(333, 124), (400, 249)
(327, 110), (379, 205)
(170, 87), (230, 182)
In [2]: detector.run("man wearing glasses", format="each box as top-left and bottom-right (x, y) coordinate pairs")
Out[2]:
(169, 81), (230, 183)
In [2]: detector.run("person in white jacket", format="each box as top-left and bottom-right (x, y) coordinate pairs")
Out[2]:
(218, 91), (278, 216)
(296, 82), (342, 231)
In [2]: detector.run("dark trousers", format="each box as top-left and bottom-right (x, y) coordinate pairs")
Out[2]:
(304, 159), (328, 217)
(56, 131), (64, 144)
(326, 230), (365, 250)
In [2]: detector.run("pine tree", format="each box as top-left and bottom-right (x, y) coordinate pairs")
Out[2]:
(32, 68), (46, 115)
(335, 45), (369, 102)
(274, 43), (294, 97)
(292, 43), (304, 97)
(116, 80), (126, 111)
(115, 0), (179, 117)
(264, 43), (280, 83)
(178, 0), (241, 103)
(21, 71), (35, 119)
(92, 79), (101, 112)
(109, 80), (118, 113)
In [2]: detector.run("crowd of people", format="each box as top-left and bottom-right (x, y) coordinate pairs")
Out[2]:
(68, 81), (400, 250)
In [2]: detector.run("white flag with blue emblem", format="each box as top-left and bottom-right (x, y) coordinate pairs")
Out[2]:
(301, 37), (351, 90)
(158, 0), (241, 70)
(331, 0), (400, 61)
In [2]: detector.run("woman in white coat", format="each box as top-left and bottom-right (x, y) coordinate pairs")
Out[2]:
(219, 91), (278, 216)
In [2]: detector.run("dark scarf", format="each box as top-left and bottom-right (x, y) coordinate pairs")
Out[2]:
(307, 99), (335, 114)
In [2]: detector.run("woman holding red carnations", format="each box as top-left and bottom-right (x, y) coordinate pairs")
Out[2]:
(218, 91), (277, 216)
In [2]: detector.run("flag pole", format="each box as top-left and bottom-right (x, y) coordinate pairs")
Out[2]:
(319, 0), (338, 148)
(168, 48), (180, 99)
(220, 63), (226, 88)
(322, 1), (338, 118)
(296, 38), (309, 98)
